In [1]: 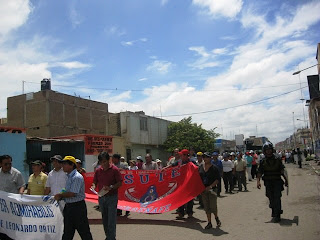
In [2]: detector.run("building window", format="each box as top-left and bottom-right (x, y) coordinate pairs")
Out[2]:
(140, 117), (148, 131)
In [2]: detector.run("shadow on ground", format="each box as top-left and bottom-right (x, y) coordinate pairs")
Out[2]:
(89, 216), (229, 236)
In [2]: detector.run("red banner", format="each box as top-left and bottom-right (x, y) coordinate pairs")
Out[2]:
(84, 163), (205, 214)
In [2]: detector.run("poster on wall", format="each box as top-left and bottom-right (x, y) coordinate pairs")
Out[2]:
(84, 135), (113, 155)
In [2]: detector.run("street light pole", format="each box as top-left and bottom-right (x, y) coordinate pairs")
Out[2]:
(293, 112), (296, 150)
(292, 64), (320, 75)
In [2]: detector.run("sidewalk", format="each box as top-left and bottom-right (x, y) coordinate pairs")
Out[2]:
(307, 159), (320, 175)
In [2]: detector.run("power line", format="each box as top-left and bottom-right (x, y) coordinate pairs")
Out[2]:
(23, 81), (307, 92)
(157, 87), (307, 117)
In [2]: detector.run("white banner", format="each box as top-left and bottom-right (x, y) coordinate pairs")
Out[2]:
(0, 190), (63, 240)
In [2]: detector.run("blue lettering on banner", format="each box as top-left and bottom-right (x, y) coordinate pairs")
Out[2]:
(171, 169), (180, 178)
(9, 202), (54, 218)
(39, 225), (56, 233)
(155, 172), (165, 182)
(124, 174), (134, 184)
(118, 204), (172, 213)
(0, 219), (3, 228)
(5, 221), (37, 233)
(139, 174), (150, 184)
(0, 198), (9, 214)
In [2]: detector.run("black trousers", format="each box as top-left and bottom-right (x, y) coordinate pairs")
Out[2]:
(178, 199), (194, 216)
(62, 200), (93, 240)
(223, 171), (233, 192)
(264, 180), (283, 217)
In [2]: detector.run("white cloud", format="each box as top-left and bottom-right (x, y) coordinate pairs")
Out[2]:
(138, 78), (148, 82)
(107, 26), (126, 37)
(192, 0), (243, 19)
(0, 0), (32, 39)
(52, 61), (92, 69)
(121, 38), (148, 47)
(188, 46), (223, 69)
(69, 2), (83, 28)
(121, 41), (133, 46)
(147, 60), (172, 74)
(161, 0), (169, 6)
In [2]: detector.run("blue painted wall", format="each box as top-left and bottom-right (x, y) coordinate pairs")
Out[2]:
(0, 132), (28, 183)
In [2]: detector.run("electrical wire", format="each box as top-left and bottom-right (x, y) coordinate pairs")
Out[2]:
(156, 87), (307, 117)
(23, 81), (307, 92)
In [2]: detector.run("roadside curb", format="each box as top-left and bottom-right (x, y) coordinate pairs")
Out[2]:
(308, 161), (320, 176)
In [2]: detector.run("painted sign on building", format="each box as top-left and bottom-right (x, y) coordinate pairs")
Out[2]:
(85, 135), (113, 155)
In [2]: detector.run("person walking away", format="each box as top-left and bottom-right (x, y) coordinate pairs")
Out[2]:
(199, 152), (222, 229)
(234, 153), (247, 191)
(251, 151), (258, 179)
(54, 156), (93, 240)
(297, 148), (302, 168)
(257, 142), (288, 223)
(92, 152), (122, 240)
(222, 153), (234, 194)
(245, 151), (253, 181)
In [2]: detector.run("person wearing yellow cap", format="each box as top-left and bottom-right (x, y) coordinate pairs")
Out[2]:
(196, 152), (204, 166)
(54, 156), (93, 240)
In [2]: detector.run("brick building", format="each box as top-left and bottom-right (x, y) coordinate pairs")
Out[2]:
(6, 89), (109, 138)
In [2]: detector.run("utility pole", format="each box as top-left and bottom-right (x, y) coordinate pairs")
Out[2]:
(293, 112), (296, 150)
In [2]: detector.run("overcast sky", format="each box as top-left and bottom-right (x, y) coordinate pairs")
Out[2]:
(1, 0), (319, 144)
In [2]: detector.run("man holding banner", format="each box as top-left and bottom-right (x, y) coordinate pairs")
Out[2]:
(54, 156), (93, 240)
(0, 155), (26, 240)
(92, 151), (122, 240)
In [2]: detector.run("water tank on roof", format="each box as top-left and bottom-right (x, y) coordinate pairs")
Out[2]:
(41, 78), (51, 91)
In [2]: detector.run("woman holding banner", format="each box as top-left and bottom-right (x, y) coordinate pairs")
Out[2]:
(199, 152), (222, 229)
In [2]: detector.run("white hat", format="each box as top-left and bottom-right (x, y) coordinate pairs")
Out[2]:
(136, 156), (142, 160)
(75, 159), (81, 163)
(156, 159), (162, 163)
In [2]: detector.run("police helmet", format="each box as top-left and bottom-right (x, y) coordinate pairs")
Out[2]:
(262, 142), (273, 154)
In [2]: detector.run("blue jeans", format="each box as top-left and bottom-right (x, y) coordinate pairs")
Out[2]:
(99, 194), (118, 240)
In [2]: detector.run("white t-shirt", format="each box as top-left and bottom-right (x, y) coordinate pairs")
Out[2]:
(222, 160), (234, 172)
(45, 168), (67, 195)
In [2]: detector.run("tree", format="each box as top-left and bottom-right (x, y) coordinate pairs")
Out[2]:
(163, 116), (220, 153)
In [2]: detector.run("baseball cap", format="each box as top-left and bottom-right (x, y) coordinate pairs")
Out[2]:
(223, 152), (230, 158)
(156, 159), (162, 163)
(203, 152), (211, 158)
(212, 152), (219, 156)
(197, 152), (203, 156)
(180, 149), (189, 155)
(75, 159), (82, 163)
(31, 160), (42, 165)
(50, 155), (62, 162)
(63, 156), (77, 165)
(136, 156), (143, 160)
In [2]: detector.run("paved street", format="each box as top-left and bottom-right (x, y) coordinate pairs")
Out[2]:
(75, 162), (320, 240)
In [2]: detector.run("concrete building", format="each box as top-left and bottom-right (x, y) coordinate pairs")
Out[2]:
(5, 87), (109, 138)
(306, 43), (320, 156)
(118, 111), (171, 162)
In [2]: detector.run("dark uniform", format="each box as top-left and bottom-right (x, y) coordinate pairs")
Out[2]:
(257, 142), (287, 223)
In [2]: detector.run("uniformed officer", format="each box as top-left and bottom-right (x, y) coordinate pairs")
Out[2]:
(257, 142), (288, 223)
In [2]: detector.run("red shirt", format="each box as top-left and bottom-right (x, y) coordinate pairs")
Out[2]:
(93, 164), (122, 196)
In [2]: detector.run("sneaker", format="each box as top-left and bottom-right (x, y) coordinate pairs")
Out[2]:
(204, 222), (212, 229)
(215, 218), (221, 227)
